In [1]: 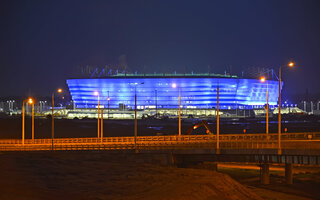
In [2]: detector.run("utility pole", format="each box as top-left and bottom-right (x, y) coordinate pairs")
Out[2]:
(97, 95), (100, 139)
(32, 103), (34, 142)
(134, 90), (137, 152)
(278, 67), (282, 155)
(217, 80), (220, 154)
(155, 89), (158, 117)
(179, 88), (181, 136)
(22, 102), (25, 145)
(101, 108), (103, 142)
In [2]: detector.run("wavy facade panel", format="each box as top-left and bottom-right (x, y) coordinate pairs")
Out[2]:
(66, 77), (281, 109)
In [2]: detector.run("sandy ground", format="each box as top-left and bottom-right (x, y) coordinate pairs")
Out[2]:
(0, 151), (263, 200)
(1, 117), (319, 139)
(216, 163), (320, 200)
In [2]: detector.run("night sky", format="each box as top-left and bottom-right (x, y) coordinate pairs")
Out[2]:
(0, 0), (319, 97)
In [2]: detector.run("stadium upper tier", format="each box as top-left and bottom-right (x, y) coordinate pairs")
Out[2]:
(66, 74), (282, 109)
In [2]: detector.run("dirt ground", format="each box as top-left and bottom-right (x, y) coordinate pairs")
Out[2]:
(0, 117), (320, 139)
(216, 163), (320, 200)
(0, 151), (263, 200)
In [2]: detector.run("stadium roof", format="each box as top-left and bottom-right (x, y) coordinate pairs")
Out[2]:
(82, 73), (238, 79)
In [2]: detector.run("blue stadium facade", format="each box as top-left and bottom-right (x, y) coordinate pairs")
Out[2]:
(66, 74), (282, 109)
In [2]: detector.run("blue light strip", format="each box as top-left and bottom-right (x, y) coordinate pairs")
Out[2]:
(66, 78), (282, 109)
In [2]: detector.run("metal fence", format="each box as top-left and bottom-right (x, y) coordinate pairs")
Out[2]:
(0, 132), (319, 152)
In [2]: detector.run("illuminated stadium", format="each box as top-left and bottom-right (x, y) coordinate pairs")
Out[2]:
(66, 73), (282, 110)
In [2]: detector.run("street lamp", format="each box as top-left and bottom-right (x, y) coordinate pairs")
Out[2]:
(101, 104), (103, 143)
(22, 98), (33, 145)
(107, 97), (110, 119)
(216, 80), (220, 154)
(52, 88), (62, 150)
(172, 83), (181, 136)
(278, 62), (294, 154)
(107, 91), (110, 119)
(134, 82), (144, 152)
(260, 76), (269, 138)
(155, 89), (158, 118)
(31, 99), (35, 142)
(94, 91), (100, 140)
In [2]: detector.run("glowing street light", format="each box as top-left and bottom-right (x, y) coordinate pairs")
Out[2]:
(260, 76), (269, 138)
(22, 98), (34, 145)
(52, 88), (62, 150)
(172, 83), (181, 136)
(278, 62), (294, 154)
(288, 62), (294, 67)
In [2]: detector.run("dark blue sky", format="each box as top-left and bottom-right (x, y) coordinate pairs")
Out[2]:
(0, 0), (319, 97)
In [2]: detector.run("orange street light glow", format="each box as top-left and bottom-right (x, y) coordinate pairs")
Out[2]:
(57, 88), (62, 93)
(260, 77), (266, 82)
(107, 97), (110, 101)
(28, 98), (33, 104)
(288, 62), (294, 67)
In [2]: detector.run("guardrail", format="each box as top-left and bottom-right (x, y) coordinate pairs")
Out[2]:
(0, 132), (319, 152)
(0, 132), (319, 144)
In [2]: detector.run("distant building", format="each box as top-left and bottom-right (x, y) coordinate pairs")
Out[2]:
(0, 100), (16, 112)
(299, 100), (320, 114)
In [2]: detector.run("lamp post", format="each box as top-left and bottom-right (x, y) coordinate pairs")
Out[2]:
(22, 101), (25, 145)
(172, 83), (181, 136)
(260, 76), (269, 138)
(134, 82), (144, 152)
(107, 97), (110, 119)
(135, 89), (137, 150)
(52, 88), (62, 151)
(179, 88), (181, 136)
(155, 89), (158, 117)
(94, 91), (100, 140)
(107, 91), (110, 119)
(22, 98), (33, 145)
(32, 102), (34, 142)
(278, 62), (294, 155)
(101, 106), (103, 142)
(216, 80), (220, 154)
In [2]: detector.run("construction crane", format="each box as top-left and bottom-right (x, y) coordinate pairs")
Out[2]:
(186, 120), (214, 135)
